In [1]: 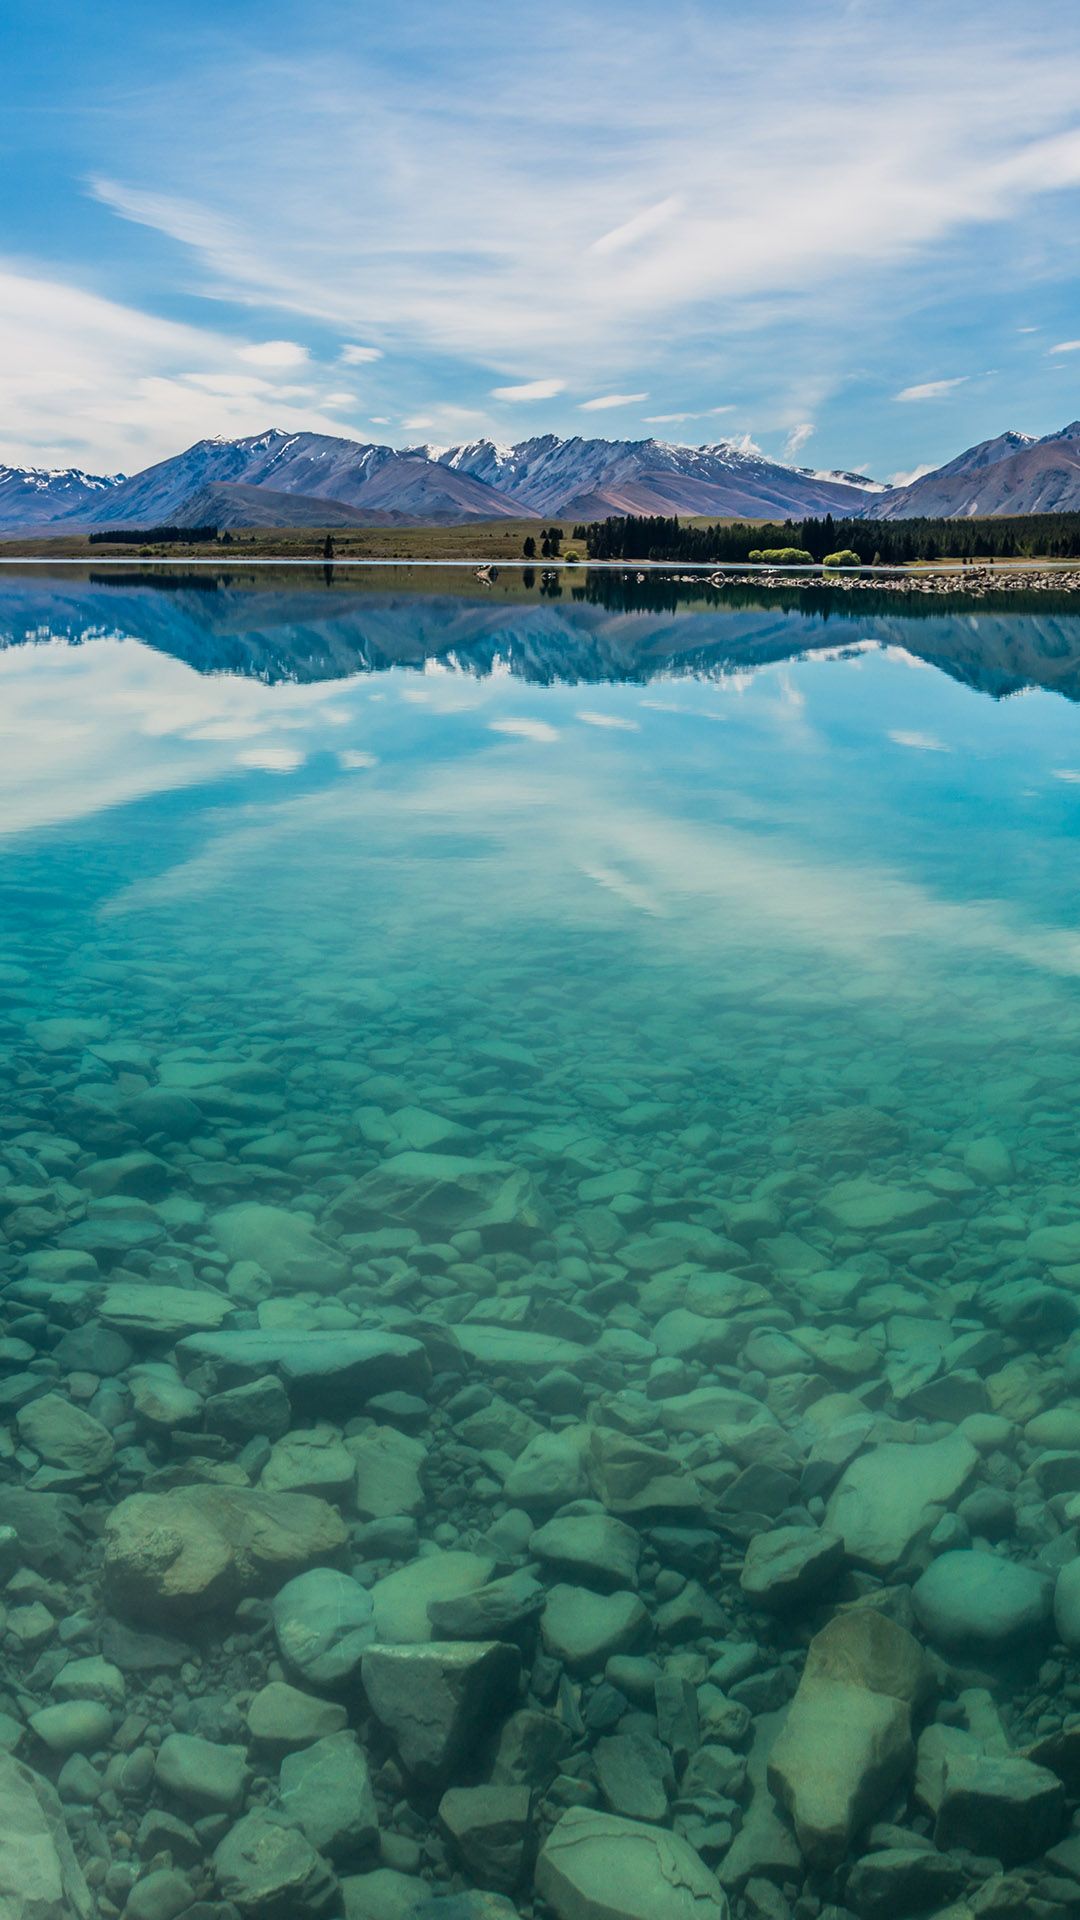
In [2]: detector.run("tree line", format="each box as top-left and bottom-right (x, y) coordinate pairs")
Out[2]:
(581, 512), (1080, 564)
(88, 525), (218, 545)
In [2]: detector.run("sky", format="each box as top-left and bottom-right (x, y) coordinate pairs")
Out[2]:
(4, 0), (1080, 481)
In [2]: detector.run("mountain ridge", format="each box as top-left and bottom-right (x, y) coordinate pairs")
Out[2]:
(7, 419), (1080, 532)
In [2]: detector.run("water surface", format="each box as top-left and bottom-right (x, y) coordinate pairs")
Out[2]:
(4, 567), (1080, 1917)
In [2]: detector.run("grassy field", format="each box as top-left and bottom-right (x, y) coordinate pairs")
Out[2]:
(0, 519), (597, 563)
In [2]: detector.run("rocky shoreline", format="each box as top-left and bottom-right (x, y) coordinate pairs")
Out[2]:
(685, 568), (1080, 596)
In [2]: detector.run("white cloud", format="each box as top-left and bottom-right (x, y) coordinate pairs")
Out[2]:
(236, 746), (306, 771)
(1050, 339), (1080, 354)
(489, 718), (559, 742)
(895, 377), (968, 401)
(644, 412), (694, 424)
(784, 422), (814, 457)
(580, 392), (648, 411)
(340, 344), (383, 363)
(491, 378), (566, 401)
(891, 462), (936, 486)
(0, 262), (371, 470)
(576, 711), (640, 731)
(888, 730), (950, 752)
(589, 196), (683, 256)
(321, 390), (357, 408)
(237, 340), (309, 368)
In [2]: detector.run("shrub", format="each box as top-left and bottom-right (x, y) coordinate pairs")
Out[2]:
(749, 547), (814, 565)
(823, 549), (862, 568)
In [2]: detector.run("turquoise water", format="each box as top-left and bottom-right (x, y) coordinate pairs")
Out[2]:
(5, 566), (1080, 1918)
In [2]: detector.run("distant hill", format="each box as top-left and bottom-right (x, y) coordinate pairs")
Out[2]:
(869, 425), (1080, 518)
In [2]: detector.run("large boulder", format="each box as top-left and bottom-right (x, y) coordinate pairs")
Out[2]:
(213, 1809), (338, 1917)
(15, 1395), (114, 1478)
(535, 1807), (728, 1920)
(767, 1610), (930, 1866)
(361, 1641), (520, 1787)
(104, 1486), (346, 1622)
(934, 1752), (1065, 1864)
(0, 1751), (92, 1919)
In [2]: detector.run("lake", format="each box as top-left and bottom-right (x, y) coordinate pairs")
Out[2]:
(3, 564), (1080, 1918)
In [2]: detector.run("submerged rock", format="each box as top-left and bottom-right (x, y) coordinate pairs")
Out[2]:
(535, 1807), (728, 1920)
(361, 1641), (521, 1786)
(0, 1752), (93, 1920)
(104, 1485), (347, 1620)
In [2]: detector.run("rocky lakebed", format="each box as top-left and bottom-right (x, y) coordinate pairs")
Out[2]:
(4, 1010), (1080, 1920)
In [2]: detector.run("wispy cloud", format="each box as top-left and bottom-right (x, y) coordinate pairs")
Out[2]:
(784, 422), (814, 457)
(580, 392), (648, 411)
(340, 344), (383, 364)
(491, 378), (565, 401)
(895, 378), (968, 402)
(1050, 339), (1080, 354)
(237, 340), (309, 368)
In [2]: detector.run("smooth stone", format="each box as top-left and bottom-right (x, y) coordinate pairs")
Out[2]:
(844, 1846), (964, 1920)
(278, 1732), (378, 1862)
(272, 1568), (375, 1685)
(361, 1641), (521, 1787)
(0, 1751), (92, 1919)
(820, 1180), (946, 1233)
(330, 1153), (551, 1242)
(155, 1733), (249, 1813)
(825, 1433), (978, 1572)
(912, 1550), (1052, 1649)
(28, 1702), (113, 1756)
(247, 1682), (347, 1752)
(502, 1430), (591, 1509)
(593, 1732), (670, 1823)
(123, 1869), (195, 1920)
(740, 1526), (844, 1609)
(52, 1655), (126, 1709)
(531, 1514), (641, 1591)
(449, 1326), (588, 1374)
(535, 1807), (728, 1920)
(15, 1395), (114, 1477)
(211, 1202), (346, 1291)
(370, 1551), (496, 1644)
(1054, 1557), (1080, 1647)
(541, 1586), (649, 1675)
(260, 1426), (355, 1499)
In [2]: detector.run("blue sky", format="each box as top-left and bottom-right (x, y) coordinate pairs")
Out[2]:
(5, 0), (1080, 479)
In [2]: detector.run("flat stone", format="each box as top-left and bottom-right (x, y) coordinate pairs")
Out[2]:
(531, 1514), (641, 1591)
(0, 1751), (93, 1919)
(913, 1550), (1052, 1650)
(278, 1732), (378, 1862)
(361, 1641), (521, 1787)
(594, 1733), (670, 1823)
(844, 1847), (964, 1920)
(740, 1527), (844, 1609)
(15, 1395), (114, 1477)
(825, 1433), (977, 1572)
(351, 1426), (427, 1519)
(449, 1326), (588, 1374)
(28, 1702), (113, 1757)
(260, 1427), (355, 1499)
(99, 1283), (232, 1336)
(535, 1807), (728, 1920)
(541, 1586), (649, 1675)
(272, 1568), (375, 1686)
(934, 1752), (1065, 1865)
(371, 1551), (495, 1644)
(104, 1485), (347, 1622)
(156, 1733), (249, 1813)
(330, 1153), (551, 1243)
(821, 1180), (947, 1234)
(177, 1329), (429, 1407)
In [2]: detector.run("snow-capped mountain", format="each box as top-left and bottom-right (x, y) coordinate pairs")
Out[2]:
(0, 463), (124, 530)
(430, 434), (884, 519)
(60, 429), (524, 529)
(868, 429), (1052, 518)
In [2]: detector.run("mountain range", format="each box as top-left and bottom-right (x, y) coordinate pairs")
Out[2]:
(5, 419), (1080, 533)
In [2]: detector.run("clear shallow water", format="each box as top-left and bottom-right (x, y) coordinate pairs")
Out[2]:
(5, 568), (1080, 1918)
